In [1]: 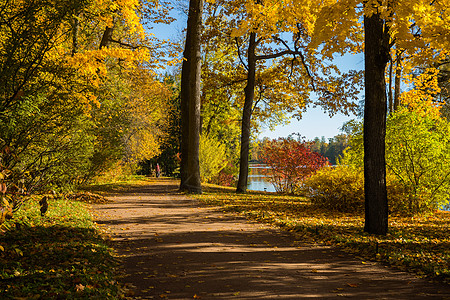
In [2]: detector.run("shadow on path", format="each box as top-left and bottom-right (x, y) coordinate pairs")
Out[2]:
(92, 179), (450, 299)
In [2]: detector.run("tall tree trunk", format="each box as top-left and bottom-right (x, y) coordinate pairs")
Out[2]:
(388, 57), (393, 114)
(393, 53), (402, 111)
(236, 32), (257, 193)
(179, 0), (203, 194)
(363, 9), (390, 235)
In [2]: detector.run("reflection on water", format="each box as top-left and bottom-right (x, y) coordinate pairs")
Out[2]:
(247, 164), (276, 193)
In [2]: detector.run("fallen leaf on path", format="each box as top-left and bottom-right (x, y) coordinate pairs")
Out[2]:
(75, 284), (85, 292)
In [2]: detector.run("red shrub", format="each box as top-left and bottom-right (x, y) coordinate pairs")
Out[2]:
(260, 137), (329, 193)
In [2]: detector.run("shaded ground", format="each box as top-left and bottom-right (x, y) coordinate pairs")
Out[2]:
(92, 178), (450, 299)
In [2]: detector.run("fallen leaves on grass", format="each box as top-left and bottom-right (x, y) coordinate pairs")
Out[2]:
(67, 192), (111, 204)
(0, 198), (120, 298)
(195, 184), (450, 283)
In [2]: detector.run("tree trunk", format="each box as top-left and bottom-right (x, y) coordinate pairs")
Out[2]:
(236, 32), (257, 193)
(363, 9), (390, 235)
(99, 26), (114, 49)
(393, 53), (402, 111)
(71, 16), (79, 56)
(179, 0), (203, 194)
(388, 57), (393, 114)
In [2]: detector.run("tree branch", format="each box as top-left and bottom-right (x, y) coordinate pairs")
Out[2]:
(235, 37), (248, 71)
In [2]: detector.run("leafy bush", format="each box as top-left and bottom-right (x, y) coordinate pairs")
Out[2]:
(260, 137), (329, 194)
(301, 166), (364, 211)
(213, 169), (237, 187)
(199, 135), (228, 183)
(302, 166), (409, 213)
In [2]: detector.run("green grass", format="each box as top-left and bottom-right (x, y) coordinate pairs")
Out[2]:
(0, 196), (121, 299)
(195, 183), (450, 284)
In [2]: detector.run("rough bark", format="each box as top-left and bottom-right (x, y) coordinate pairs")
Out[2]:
(363, 9), (390, 235)
(179, 0), (203, 194)
(236, 32), (257, 193)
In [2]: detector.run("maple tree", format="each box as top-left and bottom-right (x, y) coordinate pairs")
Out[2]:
(203, 0), (361, 193)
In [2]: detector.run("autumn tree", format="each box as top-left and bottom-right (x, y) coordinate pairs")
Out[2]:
(203, 0), (361, 193)
(309, 0), (450, 234)
(179, 0), (203, 194)
(0, 0), (174, 196)
(363, 3), (390, 234)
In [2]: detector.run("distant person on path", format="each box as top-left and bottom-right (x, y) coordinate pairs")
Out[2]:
(156, 163), (161, 178)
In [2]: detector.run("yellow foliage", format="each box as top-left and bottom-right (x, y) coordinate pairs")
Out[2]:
(400, 68), (441, 119)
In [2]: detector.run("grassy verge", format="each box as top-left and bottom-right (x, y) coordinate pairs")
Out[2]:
(195, 183), (450, 284)
(0, 196), (121, 299)
(80, 175), (159, 195)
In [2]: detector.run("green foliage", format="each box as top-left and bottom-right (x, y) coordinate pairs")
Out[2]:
(1, 91), (95, 193)
(150, 75), (182, 177)
(310, 134), (349, 165)
(341, 107), (450, 214)
(199, 135), (228, 183)
(385, 108), (450, 213)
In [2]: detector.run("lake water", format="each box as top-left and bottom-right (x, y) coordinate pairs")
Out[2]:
(247, 164), (276, 193)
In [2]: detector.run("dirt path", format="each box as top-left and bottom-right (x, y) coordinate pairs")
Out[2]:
(92, 179), (450, 299)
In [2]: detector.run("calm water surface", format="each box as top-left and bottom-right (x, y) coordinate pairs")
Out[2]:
(247, 164), (276, 193)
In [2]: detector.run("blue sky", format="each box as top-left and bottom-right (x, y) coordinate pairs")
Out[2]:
(150, 9), (363, 141)
(260, 53), (365, 141)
